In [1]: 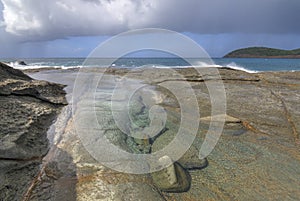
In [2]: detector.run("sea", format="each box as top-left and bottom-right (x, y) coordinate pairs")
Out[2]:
(2, 58), (300, 73)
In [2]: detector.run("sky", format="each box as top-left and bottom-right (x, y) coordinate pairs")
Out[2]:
(0, 0), (300, 58)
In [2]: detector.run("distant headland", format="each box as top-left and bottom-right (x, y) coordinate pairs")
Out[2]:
(224, 47), (300, 58)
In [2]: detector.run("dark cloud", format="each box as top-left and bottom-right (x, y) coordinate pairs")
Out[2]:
(0, 0), (300, 42)
(147, 0), (300, 34)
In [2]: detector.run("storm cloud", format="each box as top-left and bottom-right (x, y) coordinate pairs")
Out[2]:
(1, 0), (300, 42)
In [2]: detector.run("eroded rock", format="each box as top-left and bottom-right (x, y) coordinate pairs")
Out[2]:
(0, 62), (67, 200)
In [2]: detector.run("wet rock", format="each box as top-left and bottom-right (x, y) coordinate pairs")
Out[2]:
(16, 60), (27, 66)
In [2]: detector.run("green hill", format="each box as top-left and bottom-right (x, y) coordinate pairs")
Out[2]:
(224, 47), (300, 58)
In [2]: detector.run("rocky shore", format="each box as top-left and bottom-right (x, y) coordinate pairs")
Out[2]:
(0, 62), (67, 200)
(1, 63), (300, 200)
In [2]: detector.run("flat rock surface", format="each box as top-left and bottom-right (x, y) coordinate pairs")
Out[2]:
(3, 66), (300, 200)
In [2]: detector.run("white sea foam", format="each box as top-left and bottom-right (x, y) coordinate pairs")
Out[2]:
(192, 61), (258, 73)
(8, 62), (81, 70)
(152, 61), (258, 73)
(224, 62), (258, 73)
(7, 60), (257, 74)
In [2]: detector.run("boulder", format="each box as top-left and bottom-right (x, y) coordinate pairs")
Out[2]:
(16, 60), (27, 66)
(151, 158), (191, 192)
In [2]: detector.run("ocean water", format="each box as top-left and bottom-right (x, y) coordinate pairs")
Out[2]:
(2, 57), (300, 73)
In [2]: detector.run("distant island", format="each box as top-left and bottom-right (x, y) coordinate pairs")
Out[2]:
(224, 47), (300, 58)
